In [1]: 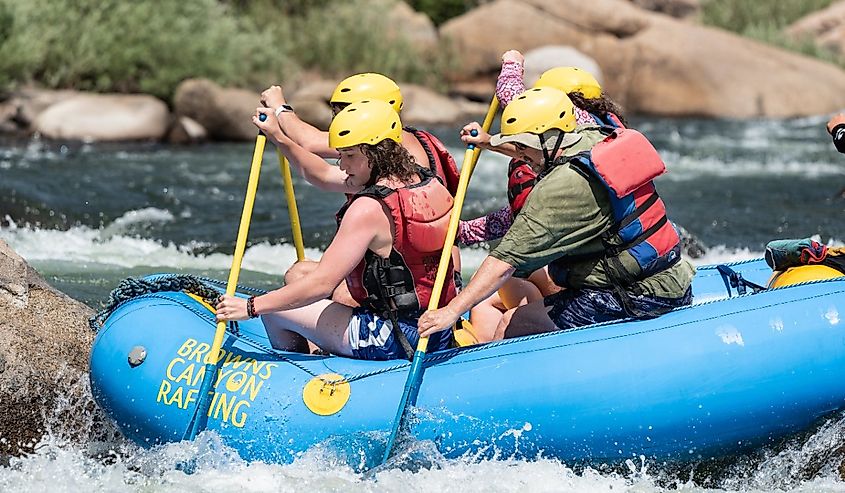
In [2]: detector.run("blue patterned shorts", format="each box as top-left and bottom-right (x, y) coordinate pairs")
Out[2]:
(347, 307), (451, 361)
(544, 288), (693, 330)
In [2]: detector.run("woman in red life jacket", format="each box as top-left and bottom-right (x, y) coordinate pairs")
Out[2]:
(259, 73), (463, 304)
(457, 51), (629, 342)
(216, 100), (457, 360)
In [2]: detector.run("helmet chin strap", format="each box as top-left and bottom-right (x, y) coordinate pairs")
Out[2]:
(539, 131), (566, 168)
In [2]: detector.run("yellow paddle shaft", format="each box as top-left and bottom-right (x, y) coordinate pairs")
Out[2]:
(415, 96), (500, 354)
(277, 151), (305, 261)
(206, 134), (267, 364)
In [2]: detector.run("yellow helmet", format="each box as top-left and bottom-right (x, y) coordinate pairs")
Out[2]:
(534, 67), (602, 99)
(500, 87), (577, 135)
(328, 99), (402, 148)
(767, 265), (844, 288)
(330, 73), (403, 113)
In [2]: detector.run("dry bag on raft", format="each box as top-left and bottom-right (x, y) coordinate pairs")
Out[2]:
(765, 238), (845, 288)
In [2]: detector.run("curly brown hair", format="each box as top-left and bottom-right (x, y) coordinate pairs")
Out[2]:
(359, 139), (418, 187)
(568, 92), (628, 127)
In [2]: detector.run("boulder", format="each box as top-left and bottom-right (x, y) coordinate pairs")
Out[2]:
(0, 88), (80, 133)
(173, 79), (261, 141)
(440, 0), (845, 118)
(449, 79), (496, 102)
(787, 2), (845, 57)
(289, 79), (482, 127)
(628, 0), (699, 19)
(167, 116), (208, 145)
(288, 79), (337, 130)
(0, 240), (101, 457)
(388, 1), (438, 49)
(522, 46), (603, 87)
(33, 93), (168, 141)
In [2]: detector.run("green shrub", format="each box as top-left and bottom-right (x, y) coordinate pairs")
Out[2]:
(0, 0), (296, 99)
(0, 0), (461, 97)
(701, 0), (836, 33)
(288, 0), (457, 89)
(407, 0), (486, 26)
(701, 0), (841, 66)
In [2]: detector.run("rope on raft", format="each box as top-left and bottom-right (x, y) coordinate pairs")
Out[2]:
(88, 274), (259, 331)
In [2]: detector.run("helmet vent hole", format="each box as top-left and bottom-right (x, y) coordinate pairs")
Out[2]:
(559, 111), (566, 118)
(340, 88), (351, 93)
(348, 108), (357, 112)
(391, 122), (396, 129)
(506, 117), (516, 124)
(389, 99), (395, 105)
(339, 130), (350, 137)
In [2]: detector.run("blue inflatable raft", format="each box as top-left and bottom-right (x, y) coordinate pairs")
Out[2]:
(89, 258), (845, 466)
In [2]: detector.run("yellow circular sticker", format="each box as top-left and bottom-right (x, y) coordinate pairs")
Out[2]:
(302, 373), (351, 416)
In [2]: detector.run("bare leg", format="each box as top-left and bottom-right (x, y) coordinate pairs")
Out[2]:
(498, 277), (543, 310)
(527, 267), (562, 297)
(261, 299), (356, 357)
(469, 291), (508, 343)
(497, 299), (557, 340)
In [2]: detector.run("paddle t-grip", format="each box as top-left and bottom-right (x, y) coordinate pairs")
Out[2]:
(259, 113), (267, 122)
(468, 129), (478, 150)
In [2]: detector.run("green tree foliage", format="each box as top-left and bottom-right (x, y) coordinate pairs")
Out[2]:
(406, 0), (486, 26)
(0, 0), (294, 98)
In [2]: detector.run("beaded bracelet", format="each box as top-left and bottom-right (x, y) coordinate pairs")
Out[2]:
(246, 296), (257, 318)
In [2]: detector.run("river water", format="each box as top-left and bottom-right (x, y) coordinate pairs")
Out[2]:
(2, 116), (845, 491)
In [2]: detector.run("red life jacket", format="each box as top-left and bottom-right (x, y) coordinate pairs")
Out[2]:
(506, 113), (623, 216)
(506, 159), (537, 215)
(406, 127), (461, 196)
(549, 127), (681, 288)
(336, 168), (457, 318)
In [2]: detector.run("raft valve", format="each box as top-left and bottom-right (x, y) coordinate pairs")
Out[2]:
(128, 346), (147, 367)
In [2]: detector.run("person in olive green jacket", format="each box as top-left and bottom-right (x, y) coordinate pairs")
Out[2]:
(418, 87), (695, 340)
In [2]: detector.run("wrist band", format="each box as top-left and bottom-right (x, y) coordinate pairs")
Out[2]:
(274, 104), (294, 118)
(246, 296), (257, 318)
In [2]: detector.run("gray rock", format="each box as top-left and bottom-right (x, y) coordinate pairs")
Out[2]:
(787, 2), (845, 57)
(388, 1), (438, 49)
(628, 0), (699, 19)
(167, 116), (208, 145)
(440, 0), (845, 118)
(34, 94), (168, 141)
(173, 79), (260, 141)
(523, 46), (603, 87)
(0, 240), (102, 458)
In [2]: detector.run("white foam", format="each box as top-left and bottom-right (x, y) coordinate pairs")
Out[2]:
(660, 151), (845, 180)
(690, 245), (763, 266)
(0, 220), (320, 275)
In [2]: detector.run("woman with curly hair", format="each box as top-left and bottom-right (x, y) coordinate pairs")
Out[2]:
(216, 100), (457, 360)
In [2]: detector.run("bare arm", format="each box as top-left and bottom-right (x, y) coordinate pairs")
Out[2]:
(417, 256), (516, 336)
(252, 198), (380, 314)
(461, 121), (521, 160)
(261, 85), (339, 159)
(255, 107), (361, 194)
(217, 198), (383, 320)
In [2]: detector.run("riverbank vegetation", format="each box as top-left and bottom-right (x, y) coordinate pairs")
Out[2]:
(1, 0), (843, 101)
(701, 0), (842, 65)
(0, 0), (455, 100)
